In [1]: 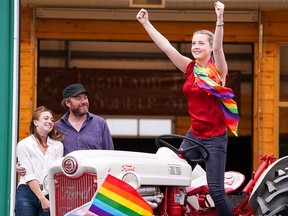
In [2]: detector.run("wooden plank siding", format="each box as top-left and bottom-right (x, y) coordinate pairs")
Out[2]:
(20, 5), (288, 169)
(20, 7), (35, 138)
(35, 19), (259, 42)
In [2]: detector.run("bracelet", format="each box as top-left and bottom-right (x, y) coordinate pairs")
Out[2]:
(216, 22), (224, 27)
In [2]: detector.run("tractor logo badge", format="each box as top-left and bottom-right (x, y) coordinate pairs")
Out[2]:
(121, 165), (135, 172)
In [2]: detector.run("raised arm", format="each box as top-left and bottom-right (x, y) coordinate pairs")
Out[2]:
(213, 1), (228, 85)
(136, 9), (191, 73)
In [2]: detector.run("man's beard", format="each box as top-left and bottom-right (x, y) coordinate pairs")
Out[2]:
(71, 105), (88, 117)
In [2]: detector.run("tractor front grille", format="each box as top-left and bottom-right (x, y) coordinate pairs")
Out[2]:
(54, 173), (97, 216)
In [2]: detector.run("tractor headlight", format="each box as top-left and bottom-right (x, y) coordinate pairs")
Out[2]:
(122, 172), (141, 189)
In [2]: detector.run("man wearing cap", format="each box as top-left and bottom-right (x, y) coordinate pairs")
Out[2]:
(56, 83), (114, 155)
(16, 83), (114, 176)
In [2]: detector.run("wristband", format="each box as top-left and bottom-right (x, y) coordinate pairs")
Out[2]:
(216, 22), (224, 27)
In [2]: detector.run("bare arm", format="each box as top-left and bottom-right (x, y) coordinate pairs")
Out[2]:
(27, 179), (50, 212)
(136, 9), (191, 73)
(213, 1), (228, 85)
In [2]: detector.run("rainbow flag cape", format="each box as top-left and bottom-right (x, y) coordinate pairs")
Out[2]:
(194, 60), (239, 136)
(89, 174), (153, 216)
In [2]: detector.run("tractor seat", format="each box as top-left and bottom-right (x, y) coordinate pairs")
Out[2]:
(186, 171), (245, 196)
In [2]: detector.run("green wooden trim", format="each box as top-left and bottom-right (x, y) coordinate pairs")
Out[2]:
(0, 0), (15, 215)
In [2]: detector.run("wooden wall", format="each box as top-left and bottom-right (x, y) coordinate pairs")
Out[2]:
(20, 8), (35, 139)
(20, 6), (288, 169)
(252, 11), (288, 166)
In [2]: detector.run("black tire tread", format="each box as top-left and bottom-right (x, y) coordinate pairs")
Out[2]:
(255, 169), (288, 216)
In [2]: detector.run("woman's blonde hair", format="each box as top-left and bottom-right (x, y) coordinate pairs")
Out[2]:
(193, 30), (214, 46)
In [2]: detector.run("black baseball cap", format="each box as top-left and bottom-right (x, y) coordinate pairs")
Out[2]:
(62, 83), (89, 100)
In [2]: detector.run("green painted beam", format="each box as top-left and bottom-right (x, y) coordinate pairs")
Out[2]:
(0, 0), (17, 215)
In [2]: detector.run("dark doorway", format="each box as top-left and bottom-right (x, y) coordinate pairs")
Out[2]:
(38, 40), (254, 188)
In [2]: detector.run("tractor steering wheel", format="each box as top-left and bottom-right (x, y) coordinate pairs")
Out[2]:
(155, 134), (209, 163)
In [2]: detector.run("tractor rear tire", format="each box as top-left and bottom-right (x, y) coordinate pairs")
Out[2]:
(253, 169), (288, 216)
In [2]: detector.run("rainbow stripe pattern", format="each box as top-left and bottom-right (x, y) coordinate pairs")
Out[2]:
(194, 60), (239, 136)
(89, 174), (153, 216)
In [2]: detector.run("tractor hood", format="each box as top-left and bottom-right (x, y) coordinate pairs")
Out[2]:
(48, 147), (192, 187)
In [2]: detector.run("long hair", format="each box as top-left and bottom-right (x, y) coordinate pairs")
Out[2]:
(29, 106), (64, 142)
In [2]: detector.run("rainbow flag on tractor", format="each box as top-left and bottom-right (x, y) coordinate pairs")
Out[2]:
(65, 174), (153, 216)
